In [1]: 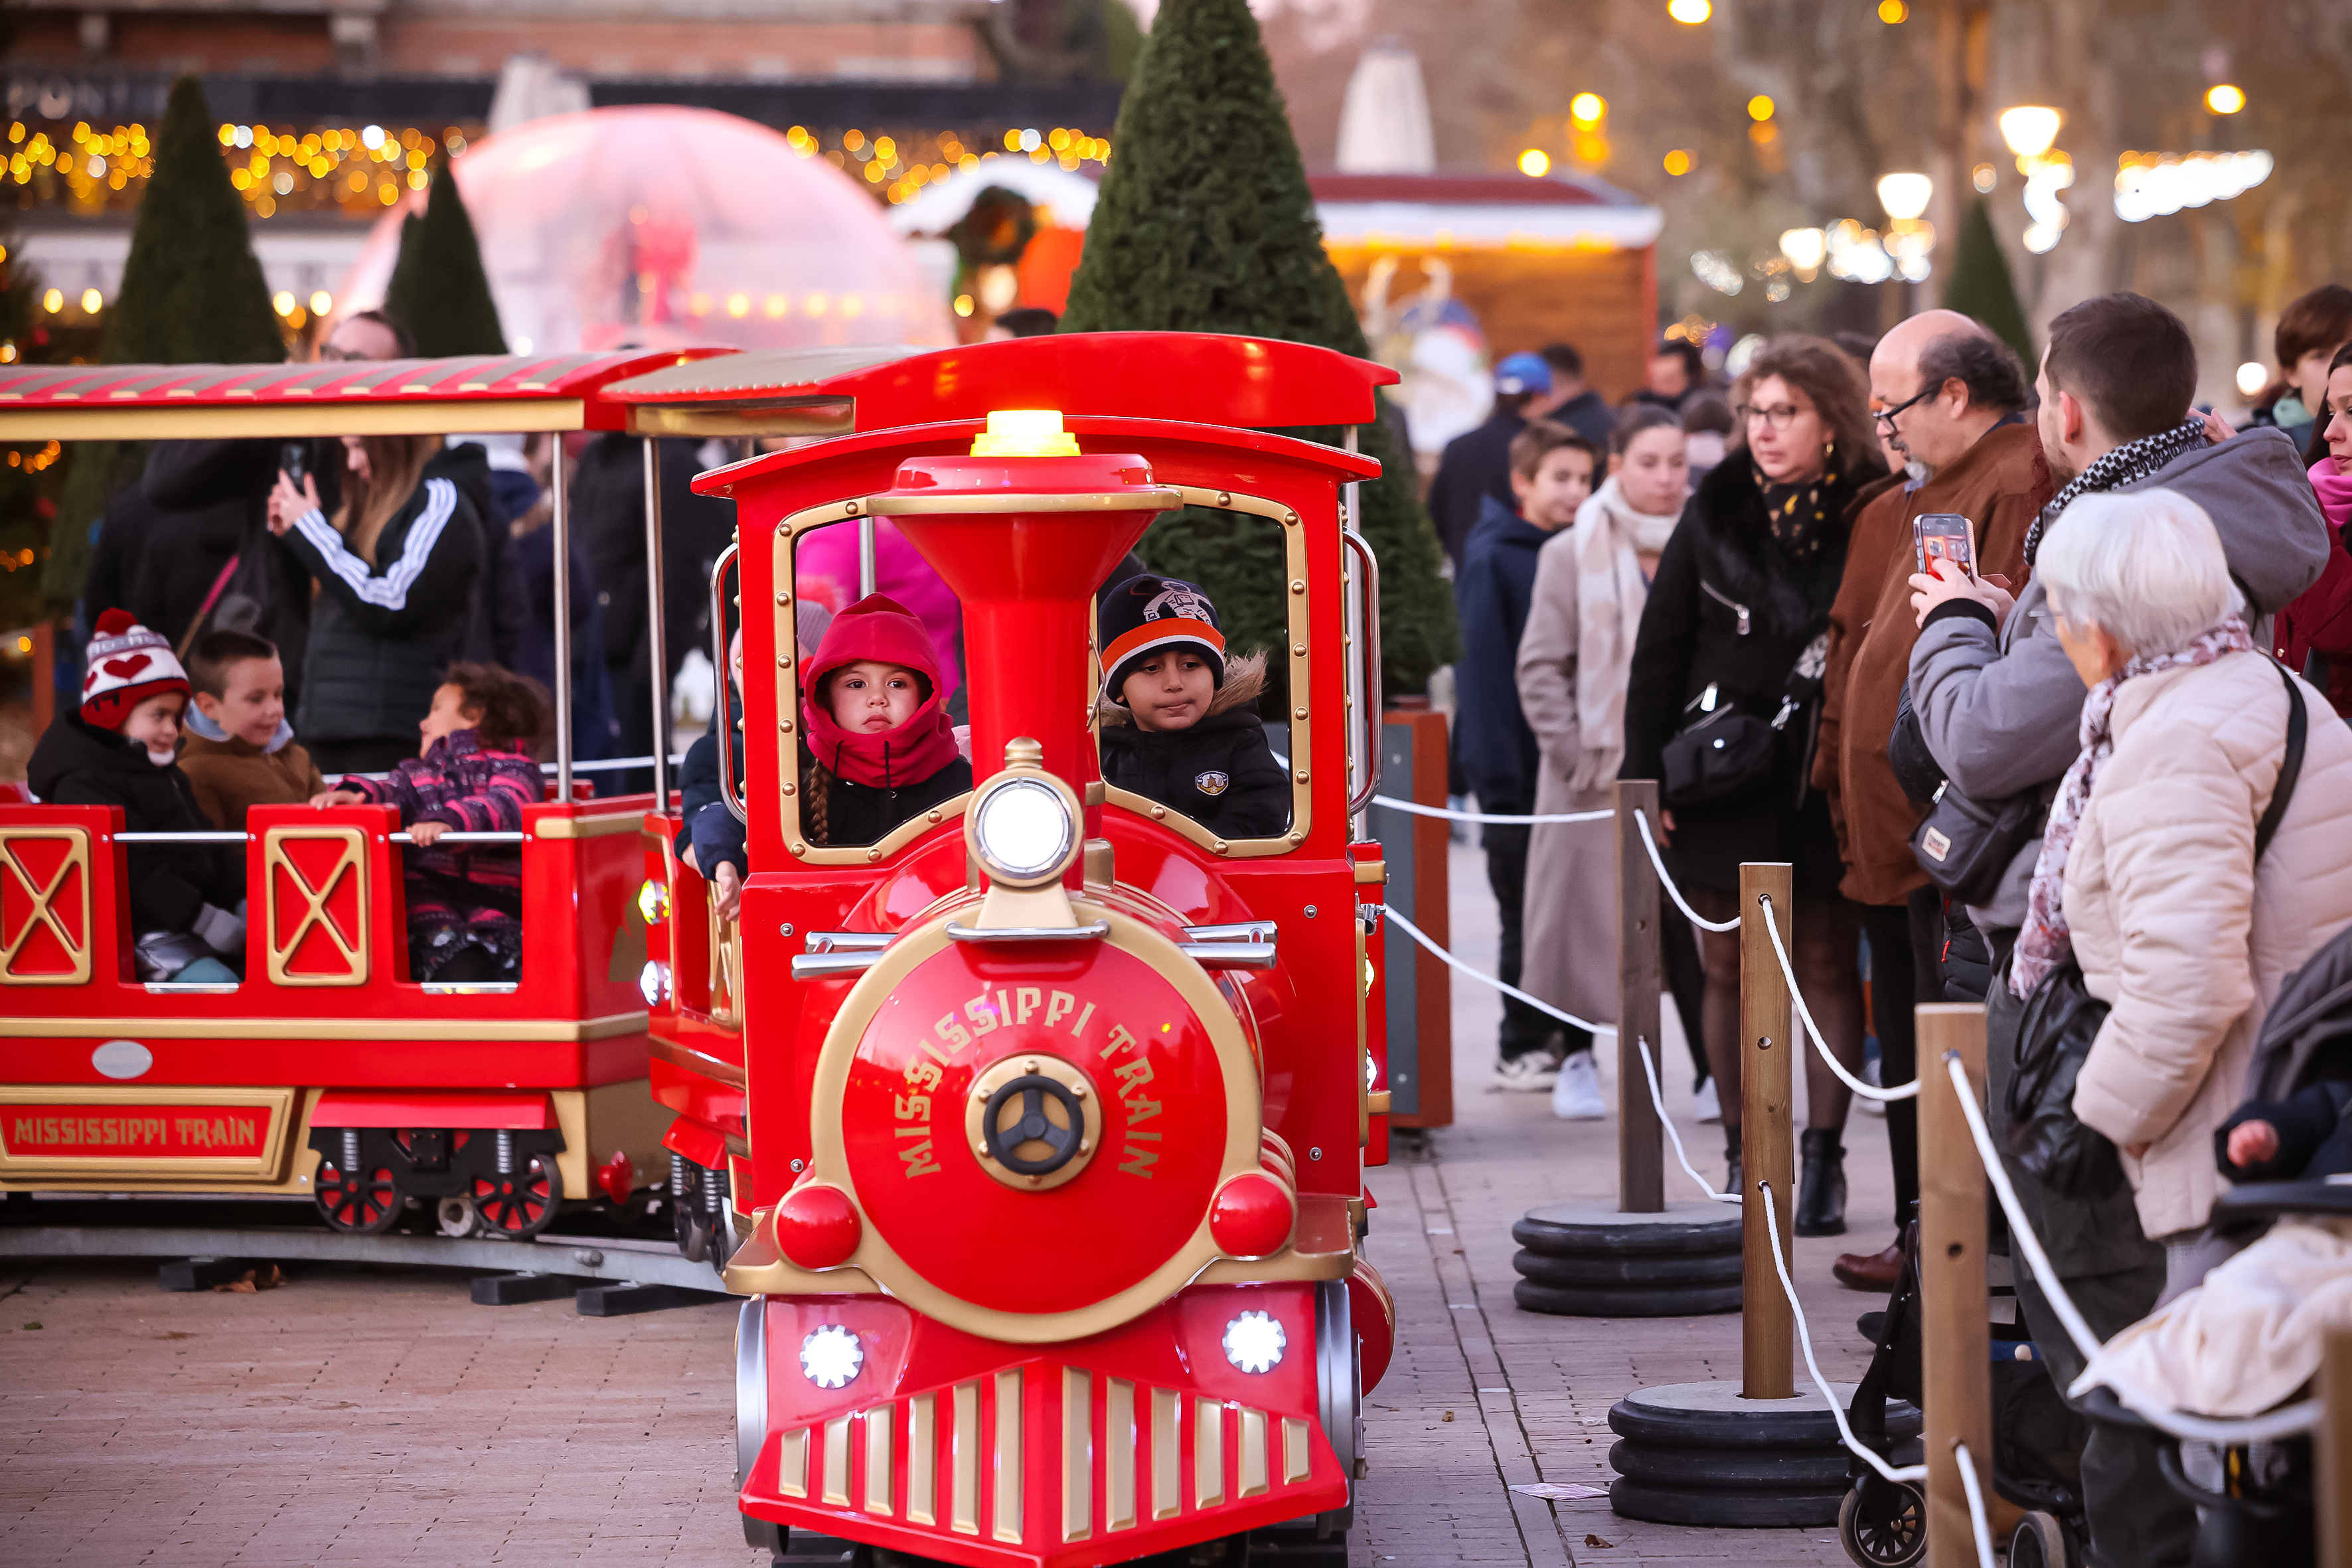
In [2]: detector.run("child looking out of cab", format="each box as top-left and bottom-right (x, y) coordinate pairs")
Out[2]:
(1096, 574), (1288, 840)
(28, 610), (246, 981)
(799, 594), (971, 846)
(179, 629), (327, 830)
(314, 663), (547, 984)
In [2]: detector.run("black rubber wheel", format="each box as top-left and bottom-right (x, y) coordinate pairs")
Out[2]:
(1839, 1480), (1927, 1566)
(2008, 1510), (2073, 1568)
(673, 1158), (732, 1273)
(1608, 1476), (1845, 1527)
(1514, 1279), (1742, 1316)
(474, 1151), (563, 1239)
(1608, 1437), (1855, 1490)
(1608, 1394), (1922, 1449)
(314, 1154), (402, 1234)
(1513, 1208), (1743, 1257)
(1511, 1247), (1743, 1287)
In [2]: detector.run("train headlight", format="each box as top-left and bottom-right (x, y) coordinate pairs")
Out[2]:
(1222, 1310), (1286, 1374)
(799, 1324), (864, 1389)
(639, 959), (672, 1006)
(971, 775), (1075, 886)
(637, 878), (669, 927)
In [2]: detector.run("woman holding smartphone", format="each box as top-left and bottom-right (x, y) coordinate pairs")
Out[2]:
(1622, 336), (1887, 1229)
(266, 432), (487, 775)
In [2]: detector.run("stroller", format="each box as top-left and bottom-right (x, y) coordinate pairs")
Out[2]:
(1836, 1222), (2090, 1567)
(2073, 1180), (2340, 1568)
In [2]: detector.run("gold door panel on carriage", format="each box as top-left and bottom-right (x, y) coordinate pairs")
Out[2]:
(0, 825), (94, 986)
(264, 826), (370, 986)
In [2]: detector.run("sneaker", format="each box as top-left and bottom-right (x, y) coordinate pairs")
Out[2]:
(1692, 1076), (1723, 1124)
(1492, 1051), (1561, 1092)
(1856, 1053), (1887, 1117)
(1551, 1050), (1606, 1119)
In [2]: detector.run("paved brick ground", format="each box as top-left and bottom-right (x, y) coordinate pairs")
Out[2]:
(0, 839), (1893, 1567)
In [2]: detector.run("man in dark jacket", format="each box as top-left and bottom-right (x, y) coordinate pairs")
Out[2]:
(1908, 293), (2329, 1568)
(1095, 574), (1287, 842)
(1455, 423), (1599, 1093)
(1428, 352), (1561, 569)
(1541, 341), (1616, 453)
(1813, 309), (2051, 1288)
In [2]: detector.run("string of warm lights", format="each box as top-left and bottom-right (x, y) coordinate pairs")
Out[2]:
(785, 123), (1110, 206)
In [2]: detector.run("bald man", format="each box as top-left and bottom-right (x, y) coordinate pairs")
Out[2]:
(1812, 309), (2054, 1288)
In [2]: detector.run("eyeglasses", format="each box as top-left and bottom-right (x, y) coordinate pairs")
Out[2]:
(1735, 403), (1805, 431)
(1871, 385), (1936, 428)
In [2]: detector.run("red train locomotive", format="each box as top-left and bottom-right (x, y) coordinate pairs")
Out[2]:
(676, 334), (1402, 1565)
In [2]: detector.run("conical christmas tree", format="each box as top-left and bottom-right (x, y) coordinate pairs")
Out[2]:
(44, 75), (284, 609)
(1059, 0), (1456, 691)
(1941, 197), (2035, 370)
(384, 163), (509, 356)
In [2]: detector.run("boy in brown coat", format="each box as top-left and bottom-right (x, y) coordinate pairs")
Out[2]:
(178, 629), (327, 828)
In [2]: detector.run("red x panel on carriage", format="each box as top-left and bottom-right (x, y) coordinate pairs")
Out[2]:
(649, 333), (1404, 1566)
(0, 350), (723, 1237)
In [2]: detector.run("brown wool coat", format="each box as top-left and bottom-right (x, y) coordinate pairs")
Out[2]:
(1813, 421), (2052, 905)
(179, 733), (329, 830)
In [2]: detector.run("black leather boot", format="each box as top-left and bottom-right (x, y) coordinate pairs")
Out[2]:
(1796, 1128), (1847, 1237)
(1723, 1127), (1743, 1200)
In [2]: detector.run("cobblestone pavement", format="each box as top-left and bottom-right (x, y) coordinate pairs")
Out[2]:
(0, 840), (1892, 1567)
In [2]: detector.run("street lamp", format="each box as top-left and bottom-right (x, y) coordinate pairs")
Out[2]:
(1778, 228), (1827, 279)
(1876, 172), (1933, 221)
(1998, 106), (2062, 160)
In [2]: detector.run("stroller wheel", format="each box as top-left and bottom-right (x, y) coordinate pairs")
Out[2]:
(2009, 1511), (2075, 1568)
(1837, 1479), (1926, 1566)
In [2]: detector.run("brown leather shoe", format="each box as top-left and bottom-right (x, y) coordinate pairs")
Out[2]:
(1831, 1239), (1904, 1293)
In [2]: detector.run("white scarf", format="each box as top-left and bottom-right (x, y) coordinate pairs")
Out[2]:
(1568, 476), (1683, 790)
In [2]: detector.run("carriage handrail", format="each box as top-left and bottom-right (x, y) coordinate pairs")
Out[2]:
(643, 437), (672, 804)
(711, 542), (747, 825)
(108, 830), (526, 843)
(1341, 526), (1383, 818)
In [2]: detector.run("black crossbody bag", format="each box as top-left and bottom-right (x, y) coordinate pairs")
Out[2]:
(2005, 661), (2307, 1198)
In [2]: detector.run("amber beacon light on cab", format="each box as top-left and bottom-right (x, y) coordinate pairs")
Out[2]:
(672, 333), (1401, 1566)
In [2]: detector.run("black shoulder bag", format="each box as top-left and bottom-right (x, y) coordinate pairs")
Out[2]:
(2005, 661), (2308, 1198)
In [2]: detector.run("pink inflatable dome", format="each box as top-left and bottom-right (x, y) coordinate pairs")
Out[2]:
(337, 105), (953, 354)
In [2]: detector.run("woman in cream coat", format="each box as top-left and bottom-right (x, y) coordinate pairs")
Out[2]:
(1518, 407), (1701, 1111)
(2026, 488), (2352, 1301)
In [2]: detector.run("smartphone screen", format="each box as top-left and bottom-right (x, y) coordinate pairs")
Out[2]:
(1914, 512), (1975, 578)
(279, 441), (307, 487)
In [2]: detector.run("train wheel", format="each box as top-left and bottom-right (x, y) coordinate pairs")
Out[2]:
(314, 1157), (402, 1234)
(475, 1151), (563, 1239)
(674, 1157), (734, 1273)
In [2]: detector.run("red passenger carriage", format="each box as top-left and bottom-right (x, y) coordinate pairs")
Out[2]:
(0, 351), (720, 1239)
(675, 333), (1403, 1565)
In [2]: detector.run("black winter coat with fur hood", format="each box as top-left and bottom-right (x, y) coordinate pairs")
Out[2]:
(1099, 654), (1289, 842)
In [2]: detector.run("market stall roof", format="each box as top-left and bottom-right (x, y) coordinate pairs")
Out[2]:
(886, 158), (1102, 238)
(1308, 171), (1664, 252)
(0, 349), (733, 439)
(603, 331), (1399, 437)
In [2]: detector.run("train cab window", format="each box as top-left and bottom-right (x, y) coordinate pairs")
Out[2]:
(787, 520), (975, 852)
(1093, 499), (1306, 853)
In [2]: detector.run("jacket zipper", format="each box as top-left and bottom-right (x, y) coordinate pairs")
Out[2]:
(1700, 579), (1751, 635)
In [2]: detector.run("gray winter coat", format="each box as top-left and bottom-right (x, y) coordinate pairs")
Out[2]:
(1908, 426), (2329, 933)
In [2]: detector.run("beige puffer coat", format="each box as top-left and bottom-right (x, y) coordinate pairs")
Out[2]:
(2068, 651), (2352, 1240)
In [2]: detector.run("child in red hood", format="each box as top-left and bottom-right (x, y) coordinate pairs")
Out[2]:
(797, 593), (973, 846)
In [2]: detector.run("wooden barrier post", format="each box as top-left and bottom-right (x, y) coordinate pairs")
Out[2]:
(1615, 780), (1665, 1214)
(1738, 862), (1795, 1400)
(1918, 1005), (1992, 1568)
(2323, 1328), (2352, 1568)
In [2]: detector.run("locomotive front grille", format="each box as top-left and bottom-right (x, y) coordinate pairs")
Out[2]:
(762, 1364), (1323, 1549)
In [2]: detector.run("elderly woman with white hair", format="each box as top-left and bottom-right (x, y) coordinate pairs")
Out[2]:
(2023, 488), (2352, 1301)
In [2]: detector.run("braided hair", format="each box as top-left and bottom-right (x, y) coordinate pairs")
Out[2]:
(799, 753), (834, 846)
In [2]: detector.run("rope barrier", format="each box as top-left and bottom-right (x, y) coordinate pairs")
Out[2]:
(1755, 1180), (1928, 1486)
(1632, 1033), (1740, 1206)
(1756, 892), (1921, 1103)
(1381, 906), (1612, 1036)
(1953, 1439), (1998, 1568)
(1631, 809), (1743, 932)
(1938, 1055), (2321, 1445)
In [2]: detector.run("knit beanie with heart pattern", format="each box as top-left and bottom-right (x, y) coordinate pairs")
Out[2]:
(80, 607), (190, 730)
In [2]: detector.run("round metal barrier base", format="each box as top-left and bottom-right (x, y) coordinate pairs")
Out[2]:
(1510, 1201), (1743, 1317)
(1605, 1380), (1922, 1529)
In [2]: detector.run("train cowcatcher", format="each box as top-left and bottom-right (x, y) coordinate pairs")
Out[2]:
(683, 332), (1402, 1566)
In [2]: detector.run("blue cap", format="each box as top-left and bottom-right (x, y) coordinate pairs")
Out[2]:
(1494, 351), (1553, 396)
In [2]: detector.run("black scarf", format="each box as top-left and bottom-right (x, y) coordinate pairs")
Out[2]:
(2023, 416), (2209, 565)
(1755, 463), (1837, 562)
